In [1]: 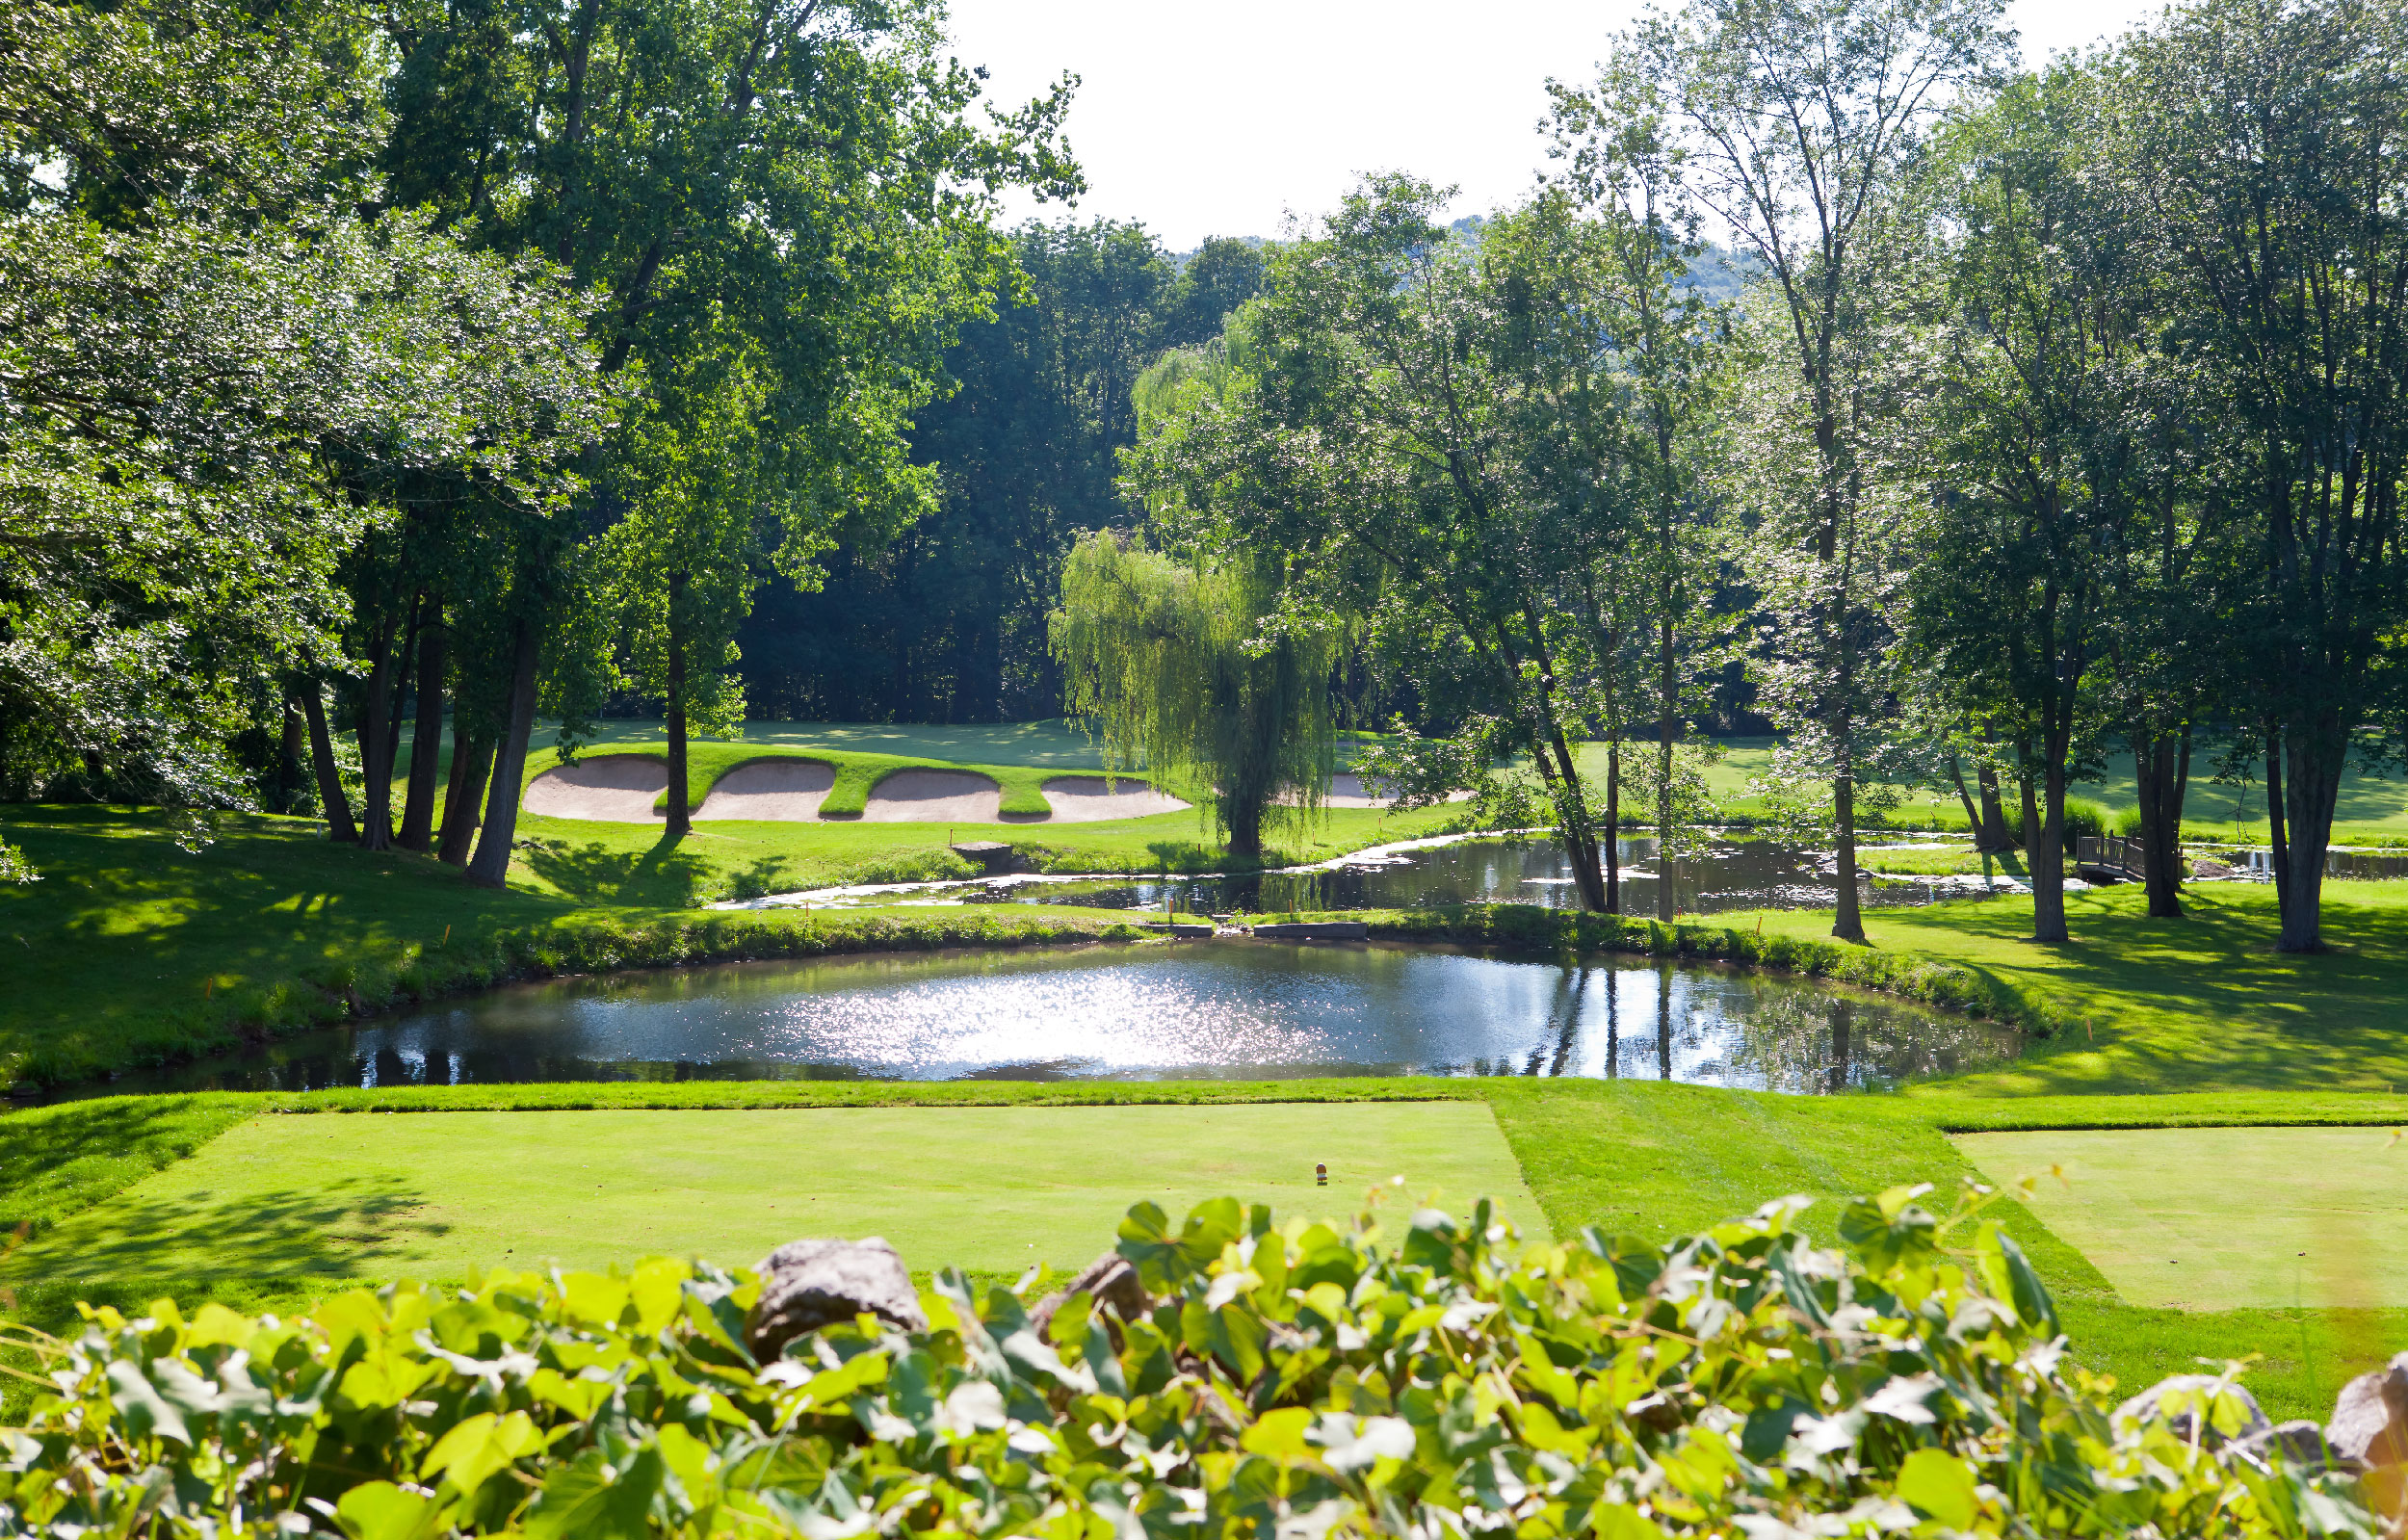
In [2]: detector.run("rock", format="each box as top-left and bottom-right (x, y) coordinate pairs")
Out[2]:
(1139, 922), (1214, 938)
(2329, 1352), (2408, 1469)
(950, 841), (1017, 874)
(2114, 1375), (2271, 1449)
(2231, 1420), (2355, 1475)
(747, 1237), (927, 1361)
(1030, 1250), (1151, 1338)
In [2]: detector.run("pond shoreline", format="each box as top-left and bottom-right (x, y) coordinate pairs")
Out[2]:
(9, 891), (2060, 1101)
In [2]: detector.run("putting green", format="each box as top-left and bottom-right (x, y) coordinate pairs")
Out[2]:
(1954, 1127), (2408, 1311)
(1, 1104), (1536, 1281)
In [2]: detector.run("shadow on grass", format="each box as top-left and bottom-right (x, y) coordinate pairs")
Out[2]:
(0, 1096), (251, 1231)
(523, 830), (718, 905)
(3, 1175), (448, 1280)
(1905, 884), (2408, 1092)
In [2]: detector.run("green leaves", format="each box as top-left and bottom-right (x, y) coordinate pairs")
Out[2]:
(334, 1481), (442, 1540)
(1838, 1182), (1943, 1271)
(1116, 1194), (1244, 1292)
(522, 1445), (667, 1540)
(1897, 1448), (1981, 1528)
(0, 1193), (2374, 1539)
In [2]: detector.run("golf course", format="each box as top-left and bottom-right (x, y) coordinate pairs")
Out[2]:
(17, 0), (2408, 1520)
(6, 723), (2405, 1436)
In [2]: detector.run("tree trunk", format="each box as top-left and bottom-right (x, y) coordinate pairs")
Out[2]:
(437, 732), (492, 867)
(1657, 614), (1676, 925)
(275, 695), (307, 815)
(1541, 730), (1608, 912)
(1604, 738), (1620, 914)
(1831, 768), (1863, 940)
(354, 616), (401, 851)
(665, 571), (692, 838)
(1226, 797), (1264, 861)
(2276, 712), (2348, 953)
(397, 603), (446, 851)
(2133, 725), (2190, 919)
(2030, 756), (2069, 944)
(383, 603), (418, 796)
(1947, 754), (1984, 840)
(1829, 707), (1864, 940)
(466, 619), (540, 889)
(301, 686), (358, 843)
(1975, 760), (2015, 852)
(2264, 724), (2290, 917)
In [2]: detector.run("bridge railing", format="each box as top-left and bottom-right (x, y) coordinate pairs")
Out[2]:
(2074, 835), (2146, 877)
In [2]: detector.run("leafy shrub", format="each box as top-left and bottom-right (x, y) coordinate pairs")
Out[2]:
(1999, 797), (2110, 844)
(0, 1187), (2375, 1538)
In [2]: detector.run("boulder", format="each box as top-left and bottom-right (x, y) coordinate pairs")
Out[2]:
(2114, 1374), (2271, 1449)
(747, 1237), (927, 1361)
(1030, 1249), (1151, 1338)
(2329, 1352), (2408, 1470)
(2230, 1420), (2355, 1475)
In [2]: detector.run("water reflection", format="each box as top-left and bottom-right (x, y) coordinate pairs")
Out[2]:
(760, 835), (2014, 916)
(94, 941), (2021, 1098)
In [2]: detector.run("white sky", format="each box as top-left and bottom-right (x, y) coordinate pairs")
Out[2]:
(948, 0), (2166, 251)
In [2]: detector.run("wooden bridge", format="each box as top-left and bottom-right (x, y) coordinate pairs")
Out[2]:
(2074, 835), (2147, 883)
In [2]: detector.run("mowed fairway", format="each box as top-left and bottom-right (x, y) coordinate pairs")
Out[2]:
(0, 1104), (1536, 1281)
(1955, 1127), (2408, 1311)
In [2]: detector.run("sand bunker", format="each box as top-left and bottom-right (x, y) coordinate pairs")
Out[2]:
(859, 768), (1006, 822)
(523, 755), (667, 822)
(695, 759), (836, 822)
(1039, 775), (1192, 822)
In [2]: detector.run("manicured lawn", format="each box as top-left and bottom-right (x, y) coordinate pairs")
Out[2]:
(1592, 734), (2408, 845)
(0, 1102), (1535, 1279)
(1734, 881), (2408, 1096)
(7, 1081), (2407, 1422)
(9, 726), (2408, 1426)
(509, 796), (1455, 906)
(1954, 1126), (2408, 1310)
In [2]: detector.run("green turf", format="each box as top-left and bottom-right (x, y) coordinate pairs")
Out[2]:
(1953, 1126), (2408, 1311)
(0, 1103), (1535, 1279)
(1588, 734), (2408, 845)
(1729, 882), (2408, 1096)
(9, 1068), (2398, 1424)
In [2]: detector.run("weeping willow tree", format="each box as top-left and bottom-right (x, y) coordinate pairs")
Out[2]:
(1050, 531), (1336, 860)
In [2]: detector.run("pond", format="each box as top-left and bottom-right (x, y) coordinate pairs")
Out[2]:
(731, 833), (2021, 917)
(97, 940), (2022, 1097)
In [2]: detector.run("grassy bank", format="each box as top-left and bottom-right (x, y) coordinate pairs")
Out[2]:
(7, 802), (2405, 1094)
(0, 799), (1461, 1090)
(1357, 881), (2408, 1095)
(6, 1081), (2404, 1423)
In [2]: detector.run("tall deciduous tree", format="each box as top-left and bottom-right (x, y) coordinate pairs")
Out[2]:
(1544, 101), (1734, 919)
(0, 0), (605, 878)
(1898, 69), (2141, 944)
(1131, 177), (1624, 909)
(2107, 0), (2408, 952)
(1579, 0), (2008, 940)
(380, 0), (1078, 881)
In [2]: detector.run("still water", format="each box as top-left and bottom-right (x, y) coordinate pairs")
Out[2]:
(739, 835), (2017, 917)
(106, 941), (2021, 1097)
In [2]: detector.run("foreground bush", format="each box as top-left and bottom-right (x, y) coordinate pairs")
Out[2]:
(0, 1186), (2382, 1538)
